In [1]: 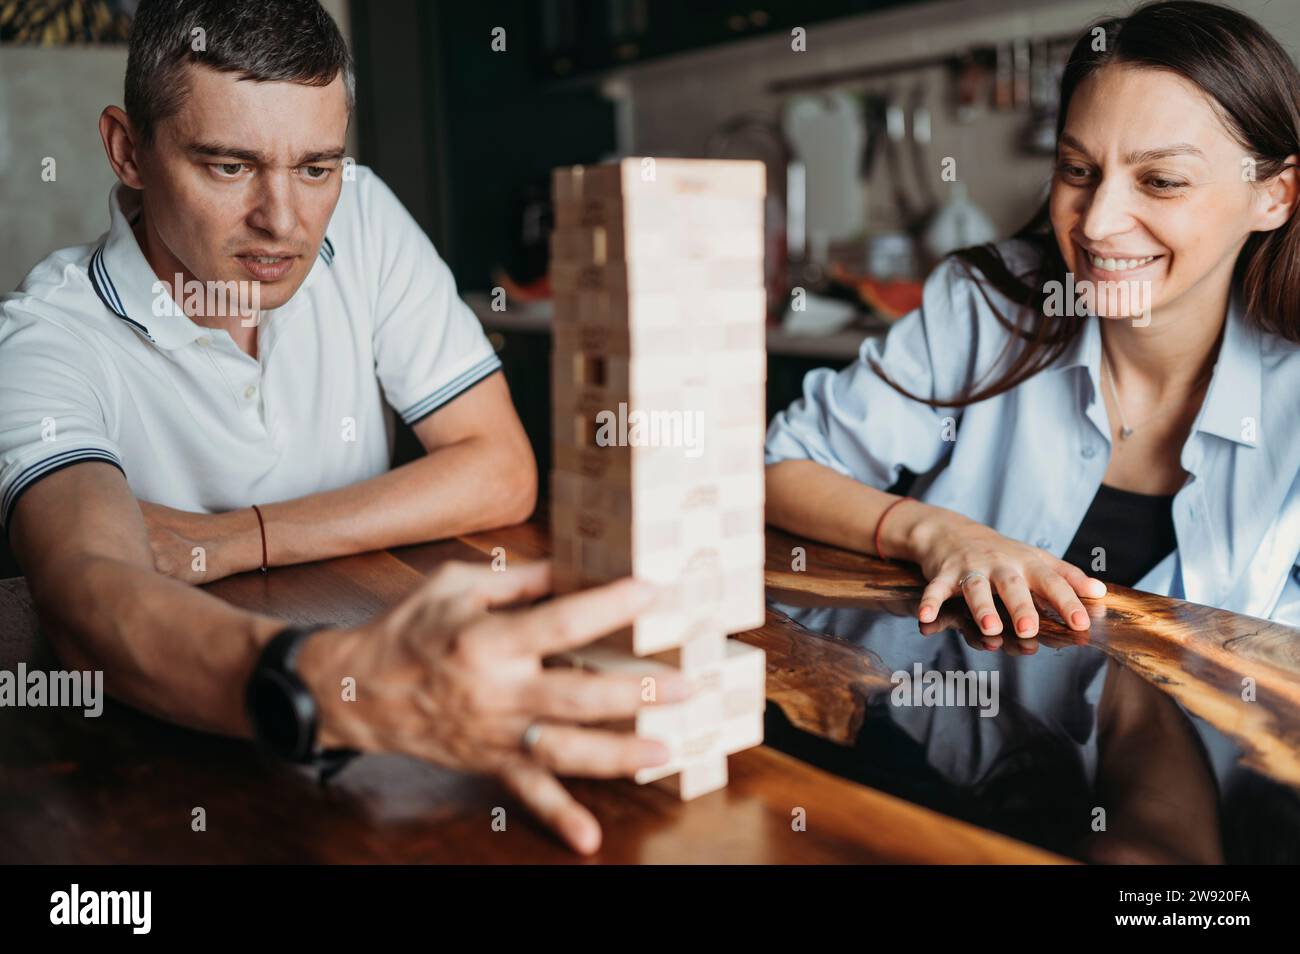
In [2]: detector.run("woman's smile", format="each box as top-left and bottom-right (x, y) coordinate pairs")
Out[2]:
(1073, 239), (1168, 279)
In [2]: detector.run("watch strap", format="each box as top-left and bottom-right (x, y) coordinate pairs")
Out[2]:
(248, 623), (349, 768)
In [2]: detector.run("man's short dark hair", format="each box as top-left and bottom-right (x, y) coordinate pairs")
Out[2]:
(124, 0), (354, 143)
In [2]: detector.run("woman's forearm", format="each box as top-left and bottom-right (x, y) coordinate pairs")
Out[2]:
(764, 459), (961, 562)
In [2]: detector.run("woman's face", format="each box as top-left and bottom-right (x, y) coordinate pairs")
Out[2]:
(1050, 64), (1272, 321)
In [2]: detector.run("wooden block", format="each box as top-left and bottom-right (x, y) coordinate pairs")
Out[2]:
(714, 640), (767, 756)
(550, 443), (623, 482)
(553, 286), (766, 331)
(635, 715), (727, 785)
(559, 642), (675, 678)
(552, 469), (742, 517)
(722, 317), (767, 352)
(719, 566), (767, 635)
(549, 529), (580, 576)
(548, 501), (636, 551)
(706, 348), (767, 385)
(555, 646), (709, 789)
(543, 553), (743, 657)
(560, 637), (763, 799)
(552, 317), (677, 358)
(552, 193), (766, 235)
(715, 399), (767, 431)
(717, 472), (765, 511)
(552, 289), (682, 328)
(717, 534), (764, 570)
(678, 287), (767, 327)
(552, 349), (633, 397)
(550, 224), (764, 266)
(650, 628), (728, 672)
(721, 639), (765, 715)
(551, 315), (760, 362)
(721, 504), (764, 539)
(548, 475), (759, 553)
(553, 287), (763, 338)
(653, 756), (728, 800)
(546, 158), (768, 803)
(721, 710), (764, 755)
(575, 637), (760, 719)
(553, 368), (758, 422)
(624, 352), (760, 391)
(556, 359), (755, 411)
(552, 441), (692, 486)
(551, 503), (700, 575)
(554, 158), (766, 200)
(551, 258), (764, 296)
(550, 560), (584, 597)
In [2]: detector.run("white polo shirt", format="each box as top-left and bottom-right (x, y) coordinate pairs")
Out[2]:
(0, 165), (501, 530)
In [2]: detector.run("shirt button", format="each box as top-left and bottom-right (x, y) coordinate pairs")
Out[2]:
(244, 384), (258, 400)
(197, 335), (212, 347)
(1035, 538), (1051, 549)
(1081, 445), (1096, 459)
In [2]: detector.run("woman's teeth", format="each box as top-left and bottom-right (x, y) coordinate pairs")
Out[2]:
(253, 257), (282, 264)
(1090, 254), (1157, 271)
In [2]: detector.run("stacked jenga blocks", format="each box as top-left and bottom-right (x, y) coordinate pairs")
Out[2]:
(549, 158), (768, 800)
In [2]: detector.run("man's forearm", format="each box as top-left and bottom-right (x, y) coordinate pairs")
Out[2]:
(31, 552), (283, 737)
(233, 434), (535, 571)
(14, 462), (285, 736)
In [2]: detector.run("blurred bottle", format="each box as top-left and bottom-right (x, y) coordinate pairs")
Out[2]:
(922, 182), (997, 259)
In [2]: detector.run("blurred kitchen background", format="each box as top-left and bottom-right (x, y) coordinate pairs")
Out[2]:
(4, 0), (1300, 491)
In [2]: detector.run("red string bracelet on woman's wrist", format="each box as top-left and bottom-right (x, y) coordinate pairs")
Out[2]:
(250, 504), (269, 573)
(873, 497), (910, 561)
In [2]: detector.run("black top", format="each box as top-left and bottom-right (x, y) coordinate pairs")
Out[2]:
(1061, 483), (1177, 588)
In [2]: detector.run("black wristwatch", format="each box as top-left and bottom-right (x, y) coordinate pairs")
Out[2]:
(246, 624), (357, 778)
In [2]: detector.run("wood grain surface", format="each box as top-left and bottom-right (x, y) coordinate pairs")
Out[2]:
(0, 539), (1064, 863)
(423, 517), (1300, 790)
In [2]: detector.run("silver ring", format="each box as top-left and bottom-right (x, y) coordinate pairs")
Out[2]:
(958, 571), (986, 589)
(521, 721), (544, 753)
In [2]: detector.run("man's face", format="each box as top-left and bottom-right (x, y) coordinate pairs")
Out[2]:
(133, 64), (349, 313)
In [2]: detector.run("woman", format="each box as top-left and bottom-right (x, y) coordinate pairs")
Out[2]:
(765, 0), (1300, 638)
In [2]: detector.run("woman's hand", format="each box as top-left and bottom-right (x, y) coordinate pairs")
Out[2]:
(919, 596), (1103, 653)
(886, 501), (1107, 638)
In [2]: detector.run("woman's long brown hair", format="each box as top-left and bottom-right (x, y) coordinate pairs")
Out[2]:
(873, 0), (1300, 408)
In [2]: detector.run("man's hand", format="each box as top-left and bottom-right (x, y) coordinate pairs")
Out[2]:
(139, 501), (259, 583)
(298, 560), (689, 855)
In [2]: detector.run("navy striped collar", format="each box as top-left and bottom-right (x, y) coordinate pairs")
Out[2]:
(88, 242), (155, 342)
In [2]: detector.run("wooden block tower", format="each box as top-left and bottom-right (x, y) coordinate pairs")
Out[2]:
(548, 158), (768, 800)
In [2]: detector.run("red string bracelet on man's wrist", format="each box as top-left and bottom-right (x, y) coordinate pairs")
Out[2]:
(873, 497), (910, 561)
(250, 504), (269, 573)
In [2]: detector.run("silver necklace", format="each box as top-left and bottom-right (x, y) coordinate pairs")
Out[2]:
(1101, 349), (1212, 441)
(1101, 352), (1135, 440)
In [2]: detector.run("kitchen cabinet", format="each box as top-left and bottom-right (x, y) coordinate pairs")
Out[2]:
(530, 0), (928, 80)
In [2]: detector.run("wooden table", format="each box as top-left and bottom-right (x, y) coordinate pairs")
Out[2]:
(0, 525), (1061, 864)
(756, 527), (1300, 788)
(3, 514), (1297, 864)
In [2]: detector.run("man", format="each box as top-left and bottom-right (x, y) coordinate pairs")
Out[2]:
(0, 0), (679, 855)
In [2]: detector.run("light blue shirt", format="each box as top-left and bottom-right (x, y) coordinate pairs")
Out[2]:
(766, 238), (1300, 626)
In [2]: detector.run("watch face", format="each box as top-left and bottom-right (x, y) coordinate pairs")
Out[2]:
(249, 670), (311, 759)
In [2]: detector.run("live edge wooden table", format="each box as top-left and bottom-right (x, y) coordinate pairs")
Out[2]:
(2, 514), (1298, 864)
